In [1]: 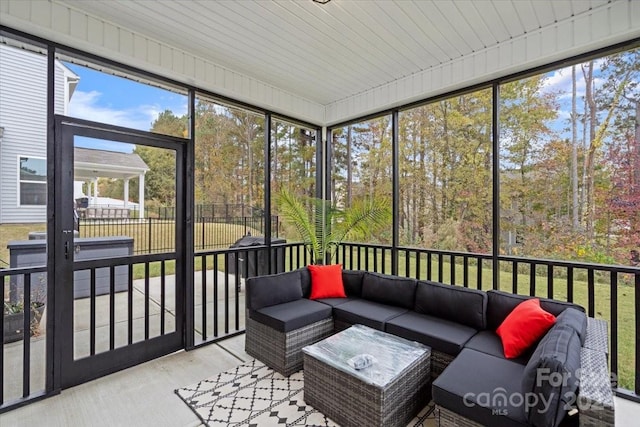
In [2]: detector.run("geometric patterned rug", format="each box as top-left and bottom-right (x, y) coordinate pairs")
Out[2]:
(175, 359), (437, 427)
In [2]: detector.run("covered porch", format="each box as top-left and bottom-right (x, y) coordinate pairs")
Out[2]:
(1, 0), (640, 424)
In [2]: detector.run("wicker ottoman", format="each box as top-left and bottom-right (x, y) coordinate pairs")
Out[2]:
(303, 324), (431, 427)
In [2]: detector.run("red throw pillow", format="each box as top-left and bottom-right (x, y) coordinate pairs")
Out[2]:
(308, 264), (346, 299)
(496, 298), (556, 359)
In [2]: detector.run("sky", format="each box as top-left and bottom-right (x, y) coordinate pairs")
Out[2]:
(539, 58), (607, 141)
(65, 62), (188, 152)
(64, 59), (609, 153)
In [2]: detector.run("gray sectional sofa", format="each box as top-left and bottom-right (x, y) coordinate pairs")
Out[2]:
(245, 268), (614, 427)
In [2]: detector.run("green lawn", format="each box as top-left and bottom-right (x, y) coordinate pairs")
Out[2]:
(0, 223), (45, 268)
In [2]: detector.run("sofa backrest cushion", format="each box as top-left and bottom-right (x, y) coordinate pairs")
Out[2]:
(342, 270), (364, 297)
(487, 290), (585, 331)
(521, 324), (581, 427)
(361, 272), (416, 309)
(555, 308), (588, 346)
(246, 270), (303, 311)
(414, 280), (487, 330)
(300, 267), (312, 298)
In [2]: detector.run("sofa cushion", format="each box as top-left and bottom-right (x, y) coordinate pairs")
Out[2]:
(249, 299), (332, 333)
(464, 331), (530, 365)
(246, 270), (303, 310)
(333, 299), (408, 330)
(496, 298), (556, 359)
(300, 267), (312, 298)
(433, 349), (528, 427)
(555, 307), (588, 345)
(386, 311), (477, 356)
(361, 272), (416, 309)
(342, 270), (364, 297)
(522, 324), (581, 427)
(487, 290), (584, 330)
(414, 280), (487, 329)
(315, 296), (359, 308)
(308, 264), (346, 299)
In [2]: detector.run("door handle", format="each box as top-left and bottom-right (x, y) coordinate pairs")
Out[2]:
(65, 241), (69, 259)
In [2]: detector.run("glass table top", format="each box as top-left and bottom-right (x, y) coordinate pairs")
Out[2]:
(303, 324), (429, 387)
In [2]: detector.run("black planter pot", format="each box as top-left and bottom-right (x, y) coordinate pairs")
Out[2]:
(3, 305), (44, 344)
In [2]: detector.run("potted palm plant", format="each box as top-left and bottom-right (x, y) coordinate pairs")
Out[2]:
(276, 188), (391, 265)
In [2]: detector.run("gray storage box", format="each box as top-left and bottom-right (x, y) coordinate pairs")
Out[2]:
(8, 236), (134, 301)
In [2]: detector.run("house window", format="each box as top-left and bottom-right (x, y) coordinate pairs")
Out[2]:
(19, 156), (46, 205)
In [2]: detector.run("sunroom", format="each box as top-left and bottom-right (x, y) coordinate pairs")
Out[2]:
(1, 0), (639, 425)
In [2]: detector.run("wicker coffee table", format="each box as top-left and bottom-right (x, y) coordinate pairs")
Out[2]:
(302, 324), (431, 427)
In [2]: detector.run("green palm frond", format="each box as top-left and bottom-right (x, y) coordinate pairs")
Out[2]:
(331, 197), (391, 243)
(277, 189), (391, 264)
(276, 189), (320, 259)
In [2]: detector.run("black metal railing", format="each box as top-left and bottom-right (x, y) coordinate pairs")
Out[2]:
(4, 240), (637, 411)
(0, 253), (178, 413)
(338, 242), (640, 400)
(191, 242), (308, 345)
(1, 265), (48, 411)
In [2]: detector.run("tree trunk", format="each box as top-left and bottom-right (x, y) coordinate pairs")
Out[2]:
(346, 125), (352, 207)
(571, 66), (579, 230)
(582, 62), (596, 237)
(632, 99), (640, 237)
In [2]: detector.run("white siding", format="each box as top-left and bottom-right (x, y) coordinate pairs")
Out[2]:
(0, 43), (70, 224)
(0, 44), (48, 223)
(54, 62), (66, 115)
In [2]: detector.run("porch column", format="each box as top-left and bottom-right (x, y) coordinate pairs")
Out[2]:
(123, 178), (130, 209)
(138, 172), (145, 219)
(92, 178), (99, 205)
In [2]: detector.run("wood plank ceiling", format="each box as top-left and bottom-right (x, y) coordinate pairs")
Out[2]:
(58, 0), (611, 107)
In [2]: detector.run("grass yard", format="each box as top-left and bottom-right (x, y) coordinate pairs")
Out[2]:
(0, 223), (47, 268)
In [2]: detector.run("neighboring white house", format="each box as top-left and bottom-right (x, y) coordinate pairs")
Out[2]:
(74, 146), (149, 217)
(0, 42), (78, 224)
(0, 43), (149, 223)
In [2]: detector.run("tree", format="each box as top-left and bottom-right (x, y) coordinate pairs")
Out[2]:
(571, 66), (579, 230)
(193, 101), (241, 206)
(581, 60), (633, 237)
(134, 145), (176, 205)
(500, 75), (558, 253)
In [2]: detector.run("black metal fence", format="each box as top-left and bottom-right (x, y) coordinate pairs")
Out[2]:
(131, 204), (263, 220)
(77, 216), (279, 254)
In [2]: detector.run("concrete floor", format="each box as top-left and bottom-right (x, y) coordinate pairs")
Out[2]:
(3, 335), (639, 426)
(1, 335), (249, 427)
